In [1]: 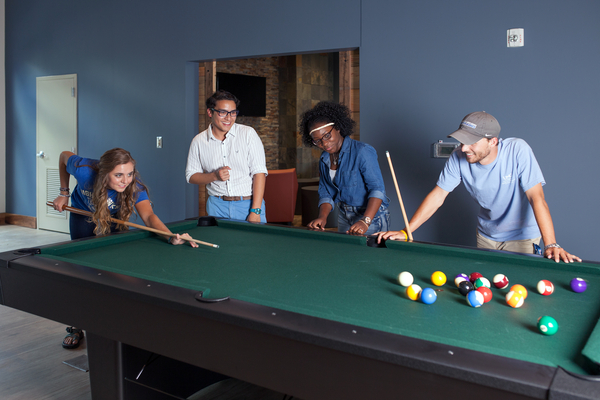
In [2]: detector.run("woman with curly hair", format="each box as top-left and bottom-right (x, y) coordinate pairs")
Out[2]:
(52, 148), (198, 348)
(299, 101), (390, 235)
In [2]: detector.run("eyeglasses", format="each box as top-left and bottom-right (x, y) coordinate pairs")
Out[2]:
(311, 126), (335, 147)
(211, 108), (240, 118)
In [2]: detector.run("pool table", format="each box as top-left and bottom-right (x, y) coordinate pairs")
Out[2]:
(2, 218), (600, 399)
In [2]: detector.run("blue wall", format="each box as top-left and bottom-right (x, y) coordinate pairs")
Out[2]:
(6, 1), (600, 260)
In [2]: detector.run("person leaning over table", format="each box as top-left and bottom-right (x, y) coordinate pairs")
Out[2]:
(299, 101), (390, 235)
(375, 111), (581, 263)
(186, 90), (268, 223)
(52, 148), (198, 349)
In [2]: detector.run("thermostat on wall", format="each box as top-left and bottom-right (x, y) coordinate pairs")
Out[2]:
(431, 141), (460, 158)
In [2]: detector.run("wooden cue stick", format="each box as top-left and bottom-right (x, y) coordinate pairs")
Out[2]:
(46, 202), (219, 248)
(385, 151), (413, 241)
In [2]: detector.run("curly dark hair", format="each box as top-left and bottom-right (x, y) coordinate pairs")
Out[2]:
(206, 90), (240, 109)
(299, 101), (355, 147)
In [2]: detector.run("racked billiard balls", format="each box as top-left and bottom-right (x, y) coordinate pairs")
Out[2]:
(510, 284), (528, 299)
(431, 271), (447, 286)
(398, 271), (414, 287)
(454, 273), (469, 287)
(493, 274), (509, 289)
(570, 278), (587, 293)
(537, 280), (554, 296)
(458, 281), (474, 296)
(466, 290), (484, 308)
(406, 284), (422, 301)
(420, 287), (437, 304)
(476, 286), (493, 303)
(469, 272), (483, 283)
(537, 316), (558, 335)
(506, 291), (524, 308)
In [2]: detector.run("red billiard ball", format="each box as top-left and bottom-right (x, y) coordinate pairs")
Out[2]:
(476, 286), (493, 303)
(537, 280), (554, 296)
(493, 274), (509, 289)
(469, 272), (483, 283)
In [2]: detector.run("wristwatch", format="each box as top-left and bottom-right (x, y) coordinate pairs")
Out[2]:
(250, 208), (262, 215)
(362, 216), (372, 226)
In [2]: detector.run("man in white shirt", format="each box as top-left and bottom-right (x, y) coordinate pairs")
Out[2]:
(186, 90), (268, 222)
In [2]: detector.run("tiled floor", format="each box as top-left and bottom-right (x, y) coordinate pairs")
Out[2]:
(0, 225), (91, 400)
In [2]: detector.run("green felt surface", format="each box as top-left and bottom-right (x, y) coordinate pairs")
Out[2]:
(41, 220), (600, 375)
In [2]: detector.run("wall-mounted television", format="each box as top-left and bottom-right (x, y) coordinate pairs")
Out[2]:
(216, 72), (267, 117)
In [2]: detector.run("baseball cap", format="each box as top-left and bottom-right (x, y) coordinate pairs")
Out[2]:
(448, 112), (501, 145)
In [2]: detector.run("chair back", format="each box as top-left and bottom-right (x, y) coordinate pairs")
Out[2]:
(264, 168), (298, 223)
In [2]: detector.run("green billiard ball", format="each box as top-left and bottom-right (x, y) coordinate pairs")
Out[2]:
(537, 316), (558, 336)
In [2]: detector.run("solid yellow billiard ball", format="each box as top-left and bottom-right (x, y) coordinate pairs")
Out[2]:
(431, 271), (447, 286)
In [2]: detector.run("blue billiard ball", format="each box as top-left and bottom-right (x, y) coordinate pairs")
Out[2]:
(570, 278), (587, 293)
(420, 288), (437, 304)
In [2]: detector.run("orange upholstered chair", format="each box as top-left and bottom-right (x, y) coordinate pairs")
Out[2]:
(264, 168), (298, 224)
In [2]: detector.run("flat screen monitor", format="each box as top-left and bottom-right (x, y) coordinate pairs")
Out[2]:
(216, 72), (267, 117)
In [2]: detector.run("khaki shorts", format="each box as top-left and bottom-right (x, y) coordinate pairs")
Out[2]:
(476, 231), (541, 255)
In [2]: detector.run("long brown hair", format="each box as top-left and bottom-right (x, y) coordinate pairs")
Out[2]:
(91, 148), (149, 235)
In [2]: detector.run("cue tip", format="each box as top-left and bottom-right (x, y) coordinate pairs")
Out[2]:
(385, 150), (390, 157)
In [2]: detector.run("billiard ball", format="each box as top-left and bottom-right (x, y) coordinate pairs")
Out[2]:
(454, 273), (469, 287)
(469, 272), (483, 283)
(537, 280), (554, 296)
(398, 271), (414, 287)
(493, 274), (509, 289)
(431, 271), (447, 286)
(537, 316), (558, 335)
(476, 286), (493, 303)
(420, 287), (437, 304)
(506, 291), (524, 308)
(406, 284), (422, 301)
(458, 281), (474, 296)
(510, 284), (528, 299)
(473, 277), (491, 290)
(571, 278), (587, 293)
(466, 290), (484, 308)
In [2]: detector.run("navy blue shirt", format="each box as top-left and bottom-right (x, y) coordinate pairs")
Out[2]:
(67, 155), (149, 214)
(317, 137), (389, 210)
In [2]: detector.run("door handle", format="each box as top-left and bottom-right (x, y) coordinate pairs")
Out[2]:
(36, 151), (45, 159)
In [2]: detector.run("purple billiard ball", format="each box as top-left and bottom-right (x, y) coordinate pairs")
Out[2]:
(571, 278), (587, 293)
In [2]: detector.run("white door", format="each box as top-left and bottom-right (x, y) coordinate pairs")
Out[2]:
(36, 74), (77, 233)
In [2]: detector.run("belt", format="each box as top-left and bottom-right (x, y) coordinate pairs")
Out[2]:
(215, 195), (252, 201)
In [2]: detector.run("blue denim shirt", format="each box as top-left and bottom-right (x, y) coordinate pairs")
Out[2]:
(317, 137), (389, 210)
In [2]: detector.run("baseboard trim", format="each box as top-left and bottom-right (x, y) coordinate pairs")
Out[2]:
(1, 214), (37, 229)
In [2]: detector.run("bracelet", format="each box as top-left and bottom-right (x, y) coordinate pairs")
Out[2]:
(544, 243), (561, 251)
(400, 229), (408, 242)
(58, 193), (70, 197)
(358, 219), (369, 228)
(60, 187), (70, 192)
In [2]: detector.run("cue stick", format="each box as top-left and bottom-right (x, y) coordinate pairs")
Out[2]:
(385, 151), (413, 241)
(46, 202), (219, 248)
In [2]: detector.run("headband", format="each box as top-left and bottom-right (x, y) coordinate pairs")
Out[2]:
(309, 122), (334, 135)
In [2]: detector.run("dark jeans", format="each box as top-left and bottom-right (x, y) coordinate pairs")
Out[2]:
(69, 212), (117, 240)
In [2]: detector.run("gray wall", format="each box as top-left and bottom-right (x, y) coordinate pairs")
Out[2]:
(5, 0), (600, 260)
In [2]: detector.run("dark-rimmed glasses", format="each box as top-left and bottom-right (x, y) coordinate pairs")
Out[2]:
(211, 108), (240, 118)
(311, 126), (335, 147)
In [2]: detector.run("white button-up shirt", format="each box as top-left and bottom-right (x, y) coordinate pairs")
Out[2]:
(186, 123), (267, 197)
